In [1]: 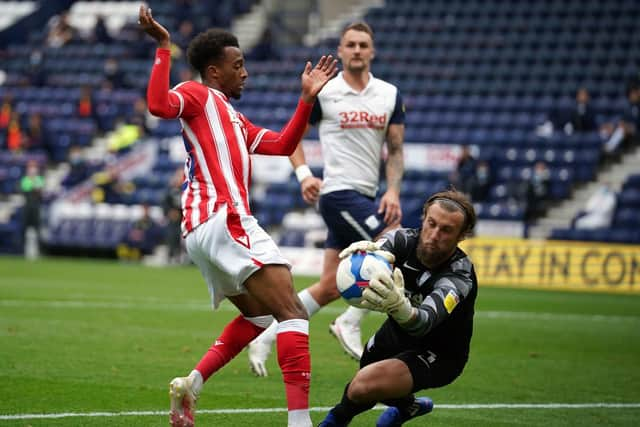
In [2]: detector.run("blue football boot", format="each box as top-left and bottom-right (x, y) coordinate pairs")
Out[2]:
(376, 397), (434, 427)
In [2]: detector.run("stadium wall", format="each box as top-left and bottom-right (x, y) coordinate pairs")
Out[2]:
(460, 238), (640, 293)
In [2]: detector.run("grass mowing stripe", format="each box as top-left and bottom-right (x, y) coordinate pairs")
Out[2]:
(1, 299), (639, 323)
(3, 403), (640, 420)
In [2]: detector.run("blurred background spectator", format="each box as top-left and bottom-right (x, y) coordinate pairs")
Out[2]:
(467, 160), (493, 202)
(0, 95), (13, 131)
(571, 183), (617, 230)
(526, 161), (551, 219)
(116, 204), (161, 262)
(61, 145), (91, 188)
(23, 112), (46, 152)
(538, 87), (598, 138)
(91, 15), (112, 44)
(45, 11), (76, 48)
(162, 168), (184, 265)
(20, 160), (45, 259)
(602, 82), (640, 155)
(449, 145), (477, 195)
(6, 111), (23, 152)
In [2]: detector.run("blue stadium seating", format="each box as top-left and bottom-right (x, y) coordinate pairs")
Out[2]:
(2, 0), (639, 250)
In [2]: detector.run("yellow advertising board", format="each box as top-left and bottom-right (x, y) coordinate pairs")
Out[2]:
(459, 237), (640, 293)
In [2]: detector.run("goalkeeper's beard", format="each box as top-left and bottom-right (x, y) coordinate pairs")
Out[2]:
(417, 241), (453, 269)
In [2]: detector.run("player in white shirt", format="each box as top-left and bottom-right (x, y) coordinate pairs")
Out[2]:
(248, 21), (405, 375)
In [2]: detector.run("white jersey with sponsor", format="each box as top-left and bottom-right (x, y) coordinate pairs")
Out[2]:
(312, 72), (404, 198)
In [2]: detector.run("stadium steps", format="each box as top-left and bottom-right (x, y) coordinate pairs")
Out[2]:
(231, 1), (269, 53)
(529, 145), (640, 239)
(303, 0), (383, 46)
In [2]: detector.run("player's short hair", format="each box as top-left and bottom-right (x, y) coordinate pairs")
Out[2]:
(423, 190), (476, 238)
(341, 21), (374, 41)
(187, 29), (239, 77)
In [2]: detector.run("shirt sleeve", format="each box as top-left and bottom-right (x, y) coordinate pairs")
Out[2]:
(146, 48), (201, 119)
(308, 99), (323, 126)
(388, 90), (405, 125)
(246, 98), (314, 156)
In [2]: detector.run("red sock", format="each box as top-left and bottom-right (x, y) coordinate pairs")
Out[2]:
(195, 315), (264, 381)
(276, 319), (310, 411)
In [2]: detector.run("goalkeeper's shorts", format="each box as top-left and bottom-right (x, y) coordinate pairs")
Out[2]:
(360, 321), (468, 392)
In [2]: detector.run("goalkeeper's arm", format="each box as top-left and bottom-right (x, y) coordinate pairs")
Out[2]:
(362, 269), (473, 336)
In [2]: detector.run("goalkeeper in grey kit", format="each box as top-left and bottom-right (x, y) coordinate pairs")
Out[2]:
(319, 190), (478, 427)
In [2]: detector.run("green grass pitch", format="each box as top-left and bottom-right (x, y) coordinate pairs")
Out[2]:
(1, 256), (639, 426)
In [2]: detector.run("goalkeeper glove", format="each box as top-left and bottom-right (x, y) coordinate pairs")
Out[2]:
(338, 240), (395, 264)
(361, 268), (415, 324)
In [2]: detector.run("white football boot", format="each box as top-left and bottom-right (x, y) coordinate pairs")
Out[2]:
(169, 376), (198, 427)
(329, 316), (363, 361)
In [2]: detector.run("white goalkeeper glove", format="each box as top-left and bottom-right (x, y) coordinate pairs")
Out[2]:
(361, 268), (415, 324)
(338, 240), (395, 264)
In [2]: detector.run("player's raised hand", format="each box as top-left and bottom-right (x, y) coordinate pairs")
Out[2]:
(138, 4), (170, 48)
(300, 55), (338, 104)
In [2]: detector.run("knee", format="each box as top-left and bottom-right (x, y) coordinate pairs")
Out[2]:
(347, 376), (377, 403)
(273, 297), (308, 322)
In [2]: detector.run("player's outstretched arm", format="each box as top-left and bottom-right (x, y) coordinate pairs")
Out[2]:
(251, 57), (336, 156)
(299, 56), (338, 104)
(138, 4), (170, 48)
(139, 5), (181, 119)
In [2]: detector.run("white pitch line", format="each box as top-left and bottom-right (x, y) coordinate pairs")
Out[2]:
(2, 403), (640, 420)
(1, 299), (639, 322)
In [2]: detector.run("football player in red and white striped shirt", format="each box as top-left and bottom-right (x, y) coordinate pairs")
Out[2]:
(139, 5), (336, 427)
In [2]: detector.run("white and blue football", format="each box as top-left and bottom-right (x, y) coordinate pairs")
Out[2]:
(336, 251), (392, 308)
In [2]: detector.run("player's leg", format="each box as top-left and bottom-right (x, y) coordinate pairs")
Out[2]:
(247, 247), (339, 376)
(375, 348), (465, 427)
(168, 220), (278, 427)
(308, 247), (367, 360)
(319, 359), (412, 426)
(247, 282), (321, 376)
(319, 190), (393, 360)
(242, 264), (313, 427)
(168, 209), (296, 426)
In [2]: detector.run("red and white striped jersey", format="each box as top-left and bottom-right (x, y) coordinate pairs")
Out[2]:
(146, 48), (312, 236)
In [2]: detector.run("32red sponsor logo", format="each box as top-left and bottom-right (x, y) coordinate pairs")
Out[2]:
(338, 111), (387, 129)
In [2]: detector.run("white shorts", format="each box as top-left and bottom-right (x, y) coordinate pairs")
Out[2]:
(185, 204), (291, 309)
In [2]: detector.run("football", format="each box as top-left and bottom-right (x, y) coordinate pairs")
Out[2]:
(336, 251), (393, 308)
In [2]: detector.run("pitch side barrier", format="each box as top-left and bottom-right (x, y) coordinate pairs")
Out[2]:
(459, 237), (640, 293)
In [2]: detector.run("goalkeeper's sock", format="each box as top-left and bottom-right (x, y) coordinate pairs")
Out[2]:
(195, 315), (265, 381)
(276, 319), (312, 425)
(328, 382), (376, 424)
